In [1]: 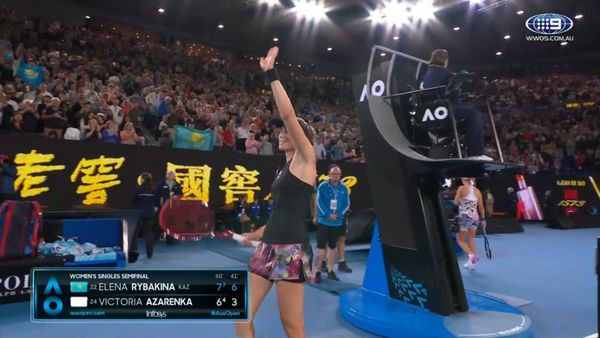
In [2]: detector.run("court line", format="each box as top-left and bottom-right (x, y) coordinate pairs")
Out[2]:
(454, 315), (526, 337)
(589, 176), (600, 200)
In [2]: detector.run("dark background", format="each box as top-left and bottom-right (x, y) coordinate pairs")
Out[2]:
(2, 0), (598, 76)
(0, 133), (372, 212)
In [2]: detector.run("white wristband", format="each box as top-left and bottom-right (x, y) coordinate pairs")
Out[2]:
(231, 233), (259, 247)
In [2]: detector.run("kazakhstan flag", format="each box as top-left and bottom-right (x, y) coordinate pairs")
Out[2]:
(173, 125), (214, 151)
(70, 281), (88, 293)
(16, 62), (45, 87)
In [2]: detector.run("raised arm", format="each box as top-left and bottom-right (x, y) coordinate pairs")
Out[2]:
(260, 47), (314, 161)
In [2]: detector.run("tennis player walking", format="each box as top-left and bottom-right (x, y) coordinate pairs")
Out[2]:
(454, 178), (486, 270)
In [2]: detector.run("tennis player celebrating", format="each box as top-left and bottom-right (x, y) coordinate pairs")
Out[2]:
(235, 47), (317, 338)
(454, 177), (486, 270)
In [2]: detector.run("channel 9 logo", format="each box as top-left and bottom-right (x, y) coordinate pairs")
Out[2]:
(42, 276), (63, 315)
(526, 13), (573, 35)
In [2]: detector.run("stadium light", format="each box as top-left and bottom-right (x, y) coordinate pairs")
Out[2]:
(368, 10), (386, 24)
(293, 1), (328, 21)
(560, 41), (568, 46)
(217, 24), (224, 29)
(259, 0), (280, 6)
(496, 51), (502, 56)
(381, 1), (409, 26)
(326, 47), (332, 51)
(412, 0), (435, 22)
(158, 8), (165, 13)
(504, 34), (511, 39)
(574, 14), (583, 20)
(516, 10), (524, 15)
(273, 37), (279, 42)
(393, 36), (400, 40)
(370, 0), (437, 27)
(84, 15), (91, 19)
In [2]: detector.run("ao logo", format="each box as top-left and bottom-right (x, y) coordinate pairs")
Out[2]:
(42, 276), (63, 315)
(359, 80), (385, 102)
(422, 107), (448, 122)
(526, 13), (573, 35)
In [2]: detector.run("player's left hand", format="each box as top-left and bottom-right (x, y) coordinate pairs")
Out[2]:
(260, 47), (278, 72)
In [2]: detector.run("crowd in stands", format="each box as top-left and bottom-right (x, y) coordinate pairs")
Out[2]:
(0, 6), (599, 173)
(0, 6), (361, 162)
(485, 75), (600, 173)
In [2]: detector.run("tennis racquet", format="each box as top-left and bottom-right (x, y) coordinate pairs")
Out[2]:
(482, 220), (492, 260)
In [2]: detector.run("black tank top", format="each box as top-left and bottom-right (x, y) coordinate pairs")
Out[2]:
(262, 161), (313, 244)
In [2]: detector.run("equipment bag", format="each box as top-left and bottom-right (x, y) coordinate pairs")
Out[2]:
(0, 200), (43, 258)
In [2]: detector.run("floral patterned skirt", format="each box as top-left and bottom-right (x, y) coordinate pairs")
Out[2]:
(249, 242), (314, 283)
(457, 215), (480, 230)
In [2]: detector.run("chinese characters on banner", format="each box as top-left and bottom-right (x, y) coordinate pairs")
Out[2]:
(219, 165), (261, 204)
(165, 163), (267, 204)
(70, 156), (125, 205)
(13, 150), (66, 197)
(11, 150), (359, 207)
(166, 162), (212, 202)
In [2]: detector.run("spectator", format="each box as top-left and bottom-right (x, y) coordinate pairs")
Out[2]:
(18, 99), (38, 133)
(84, 117), (103, 141)
(120, 121), (140, 145)
(102, 121), (120, 144)
(330, 139), (345, 160)
(41, 97), (66, 137)
(10, 110), (22, 131)
(222, 120), (235, 151)
(212, 121), (224, 150)
(235, 118), (250, 152)
(259, 133), (274, 156)
(245, 131), (260, 155)
(127, 101), (145, 131)
(0, 154), (17, 203)
(156, 96), (172, 120)
(0, 92), (14, 131)
(314, 136), (327, 160)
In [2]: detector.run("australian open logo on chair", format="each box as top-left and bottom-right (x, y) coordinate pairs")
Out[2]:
(420, 106), (448, 123)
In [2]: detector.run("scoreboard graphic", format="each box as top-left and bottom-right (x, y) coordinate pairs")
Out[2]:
(31, 269), (248, 321)
(554, 176), (600, 217)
